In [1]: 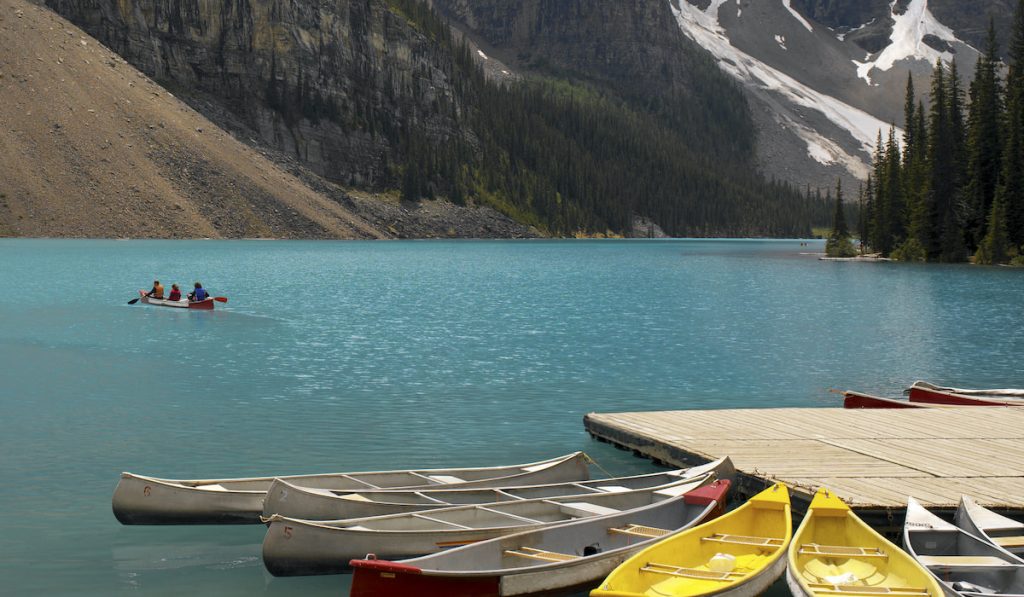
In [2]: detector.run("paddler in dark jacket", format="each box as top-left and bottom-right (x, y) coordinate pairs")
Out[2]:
(146, 280), (164, 299)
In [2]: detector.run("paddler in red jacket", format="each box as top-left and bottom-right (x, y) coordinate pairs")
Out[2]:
(168, 284), (182, 302)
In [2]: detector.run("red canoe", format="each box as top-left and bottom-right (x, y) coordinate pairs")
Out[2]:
(906, 382), (1022, 407)
(137, 290), (215, 310)
(843, 391), (935, 409)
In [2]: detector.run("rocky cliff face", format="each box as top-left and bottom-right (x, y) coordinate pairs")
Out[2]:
(44, 0), (465, 187)
(793, 0), (1015, 55)
(433, 0), (757, 161)
(436, 0), (702, 93)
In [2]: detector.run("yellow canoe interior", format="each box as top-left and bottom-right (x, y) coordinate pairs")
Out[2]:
(788, 488), (943, 597)
(591, 482), (791, 597)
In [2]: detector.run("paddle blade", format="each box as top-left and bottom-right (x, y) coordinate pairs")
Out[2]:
(127, 298), (140, 305)
(214, 296), (228, 303)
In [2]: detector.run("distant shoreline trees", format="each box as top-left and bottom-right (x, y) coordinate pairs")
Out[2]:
(860, 6), (1024, 265)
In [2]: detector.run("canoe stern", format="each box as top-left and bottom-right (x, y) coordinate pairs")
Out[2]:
(350, 558), (499, 597)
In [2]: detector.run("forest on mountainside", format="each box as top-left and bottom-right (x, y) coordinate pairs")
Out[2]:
(857, 6), (1024, 264)
(388, 0), (831, 237)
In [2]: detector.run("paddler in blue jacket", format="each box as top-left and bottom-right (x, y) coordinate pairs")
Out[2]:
(188, 281), (208, 302)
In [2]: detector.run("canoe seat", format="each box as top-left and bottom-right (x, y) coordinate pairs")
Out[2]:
(560, 502), (621, 517)
(805, 582), (931, 595)
(426, 475), (464, 484)
(197, 484), (228, 492)
(799, 544), (887, 559)
(915, 555), (1015, 568)
(994, 535), (1024, 549)
(702, 533), (785, 549)
(640, 562), (743, 581)
(609, 524), (672, 539)
(504, 547), (580, 563)
(595, 485), (632, 493)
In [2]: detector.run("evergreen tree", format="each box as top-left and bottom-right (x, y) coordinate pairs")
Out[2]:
(826, 179), (856, 257)
(941, 59), (968, 261)
(1003, 0), (1024, 248)
(964, 19), (1004, 251)
(976, 194), (1011, 264)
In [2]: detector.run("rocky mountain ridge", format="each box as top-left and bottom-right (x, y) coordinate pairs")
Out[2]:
(670, 0), (1005, 191)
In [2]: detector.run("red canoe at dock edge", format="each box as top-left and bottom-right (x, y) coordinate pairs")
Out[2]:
(906, 382), (1023, 407)
(137, 290), (215, 310)
(347, 481), (731, 597)
(843, 391), (933, 409)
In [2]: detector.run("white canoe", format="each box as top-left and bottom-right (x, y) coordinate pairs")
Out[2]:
(112, 452), (589, 524)
(904, 497), (1024, 597)
(262, 457), (735, 520)
(261, 466), (721, 576)
(348, 480), (732, 597)
(956, 496), (1024, 558)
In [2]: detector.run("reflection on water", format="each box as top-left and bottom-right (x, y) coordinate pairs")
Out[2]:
(0, 239), (1022, 595)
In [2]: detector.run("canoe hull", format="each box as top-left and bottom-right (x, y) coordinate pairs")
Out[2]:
(264, 519), (533, 576)
(262, 457), (732, 521)
(908, 385), (1021, 406)
(844, 391), (930, 409)
(112, 474), (264, 525)
(262, 453), (593, 521)
(138, 290), (214, 310)
(349, 481), (730, 596)
(114, 452), (588, 525)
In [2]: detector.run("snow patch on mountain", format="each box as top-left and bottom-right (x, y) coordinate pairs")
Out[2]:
(782, 0), (814, 33)
(672, 0), (891, 176)
(854, 0), (958, 84)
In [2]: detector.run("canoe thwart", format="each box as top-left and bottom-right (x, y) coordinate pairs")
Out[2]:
(806, 582), (931, 595)
(914, 555), (1016, 568)
(702, 533), (786, 549)
(608, 524), (671, 539)
(639, 562), (743, 581)
(503, 547), (580, 563)
(993, 536), (1024, 548)
(799, 543), (888, 559)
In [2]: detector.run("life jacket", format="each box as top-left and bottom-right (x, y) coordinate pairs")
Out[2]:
(193, 287), (208, 301)
(169, 289), (181, 301)
(152, 283), (164, 299)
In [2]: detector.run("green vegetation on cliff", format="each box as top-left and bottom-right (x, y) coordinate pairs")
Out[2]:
(390, 0), (828, 237)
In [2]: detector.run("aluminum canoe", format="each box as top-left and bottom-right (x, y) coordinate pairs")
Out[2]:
(590, 482), (790, 597)
(261, 467), (720, 576)
(955, 496), (1024, 558)
(903, 497), (1024, 597)
(347, 480), (731, 597)
(788, 488), (943, 597)
(111, 452), (589, 525)
(262, 457), (734, 520)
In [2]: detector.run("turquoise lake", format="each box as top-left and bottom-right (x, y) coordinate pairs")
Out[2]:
(1, 238), (1022, 595)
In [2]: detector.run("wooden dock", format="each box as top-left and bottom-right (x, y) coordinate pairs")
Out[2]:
(585, 407), (1024, 527)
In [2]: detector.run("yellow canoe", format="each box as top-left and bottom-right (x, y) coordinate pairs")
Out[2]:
(591, 482), (791, 597)
(786, 488), (944, 597)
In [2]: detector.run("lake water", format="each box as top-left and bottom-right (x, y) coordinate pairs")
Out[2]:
(1, 239), (1022, 596)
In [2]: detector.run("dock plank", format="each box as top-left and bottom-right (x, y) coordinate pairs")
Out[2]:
(585, 407), (1024, 511)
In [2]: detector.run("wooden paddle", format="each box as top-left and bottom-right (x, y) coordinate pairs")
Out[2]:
(214, 297), (228, 303)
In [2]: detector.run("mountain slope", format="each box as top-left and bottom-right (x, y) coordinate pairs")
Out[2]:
(674, 0), (987, 191)
(0, 0), (386, 238)
(39, 0), (832, 237)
